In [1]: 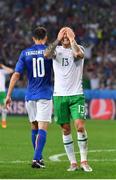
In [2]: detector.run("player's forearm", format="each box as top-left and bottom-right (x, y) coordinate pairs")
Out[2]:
(7, 72), (20, 97)
(44, 39), (59, 58)
(70, 39), (84, 59)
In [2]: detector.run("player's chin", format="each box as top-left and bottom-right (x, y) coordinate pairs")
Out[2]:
(62, 41), (70, 46)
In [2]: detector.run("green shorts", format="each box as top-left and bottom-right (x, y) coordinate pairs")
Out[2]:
(53, 95), (86, 125)
(0, 92), (6, 105)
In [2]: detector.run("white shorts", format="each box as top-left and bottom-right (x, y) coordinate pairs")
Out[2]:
(25, 99), (53, 123)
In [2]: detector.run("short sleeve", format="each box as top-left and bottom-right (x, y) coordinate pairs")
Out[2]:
(15, 51), (25, 74)
(79, 45), (85, 53)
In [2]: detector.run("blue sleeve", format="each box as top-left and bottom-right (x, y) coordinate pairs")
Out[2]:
(15, 51), (25, 74)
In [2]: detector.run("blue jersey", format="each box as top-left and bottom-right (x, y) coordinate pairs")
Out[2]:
(15, 44), (53, 101)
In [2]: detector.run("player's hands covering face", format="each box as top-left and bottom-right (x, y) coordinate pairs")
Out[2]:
(57, 28), (66, 41)
(66, 27), (75, 43)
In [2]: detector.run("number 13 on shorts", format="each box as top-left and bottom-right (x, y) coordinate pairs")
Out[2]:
(78, 105), (86, 119)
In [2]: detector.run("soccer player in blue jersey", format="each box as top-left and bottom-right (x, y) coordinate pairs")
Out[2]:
(5, 26), (53, 168)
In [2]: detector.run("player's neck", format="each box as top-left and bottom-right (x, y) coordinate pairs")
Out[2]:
(62, 44), (71, 48)
(34, 40), (45, 45)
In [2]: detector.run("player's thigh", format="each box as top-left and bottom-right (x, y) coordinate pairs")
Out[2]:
(69, 95), (86, 121)
(38, 121), (49, 131)
(25, 101), (37, 122)
(53, 96), (70, 124)
(36, 99), (53, 123)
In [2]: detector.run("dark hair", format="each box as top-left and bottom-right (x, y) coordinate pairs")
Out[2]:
(32, 26), (47, 40)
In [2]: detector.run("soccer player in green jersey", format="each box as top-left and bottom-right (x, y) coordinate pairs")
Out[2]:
(0, 63), (13, 128)
(44, 27), (92, 172)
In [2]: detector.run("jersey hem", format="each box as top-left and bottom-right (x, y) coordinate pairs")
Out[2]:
(53, 92), (84, 96)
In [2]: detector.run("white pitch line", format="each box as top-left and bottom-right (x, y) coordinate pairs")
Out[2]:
(0, 160), (30, 164)
(0, 149), (116, 164)
(48, 159), (116, 162)
(49, 149), (116, 162)
(0, 160), (50, 164)
(89, 159), (116, 162)
(1, 158), (116, 164)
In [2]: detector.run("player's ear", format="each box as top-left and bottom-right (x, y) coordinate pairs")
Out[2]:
(44, 35), (48, 42)
(32, 37), (35, 42)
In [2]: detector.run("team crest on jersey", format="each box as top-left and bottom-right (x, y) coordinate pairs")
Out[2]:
(57, 52), (62, 56)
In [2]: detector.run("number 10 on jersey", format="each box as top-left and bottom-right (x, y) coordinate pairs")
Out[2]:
(33, 57), (45, 77)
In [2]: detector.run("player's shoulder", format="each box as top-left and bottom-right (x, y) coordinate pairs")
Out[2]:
(20, 44), (39, 56)
(25, 44), (46, 52)
(22, 44), (35, 53)
(19, 46), (32, 56)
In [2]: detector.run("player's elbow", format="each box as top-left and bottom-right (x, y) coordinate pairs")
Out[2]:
(11, 72), (20, 81)
(74, 51), (84, 59)
(44, 52), (50, 59)
(44, 52), (54, 59)
(43, 52), (48, 58)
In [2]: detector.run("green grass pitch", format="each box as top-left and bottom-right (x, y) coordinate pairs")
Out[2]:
(0, 116), (116, 179)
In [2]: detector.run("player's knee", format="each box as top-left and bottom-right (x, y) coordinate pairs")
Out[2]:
(1, 108), (7, 113)
(31, 121), (38, 130)
(61, 124), (71, 135)
(75, 120), (85, 132)
(78, 126), (85, 132)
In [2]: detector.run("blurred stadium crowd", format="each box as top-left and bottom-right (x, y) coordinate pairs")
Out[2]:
(0, 0), (116, 89)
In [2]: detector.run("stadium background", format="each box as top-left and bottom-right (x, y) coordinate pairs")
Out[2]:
(0, 0), (116, 179)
